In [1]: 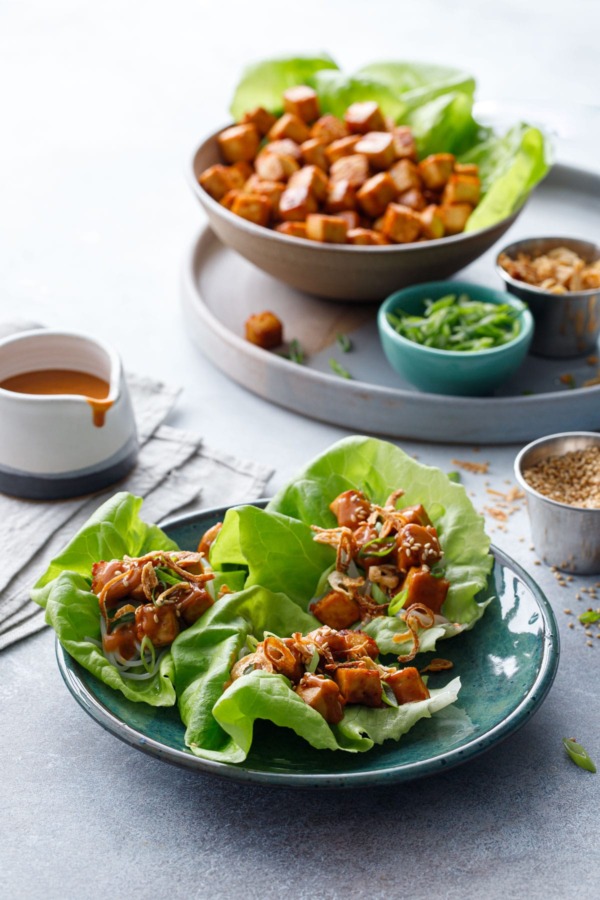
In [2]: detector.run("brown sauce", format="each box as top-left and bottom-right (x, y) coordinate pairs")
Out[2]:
(0, 369), (113, 427)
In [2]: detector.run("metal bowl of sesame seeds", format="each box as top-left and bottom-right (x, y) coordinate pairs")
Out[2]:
(515, 431), (600, 574)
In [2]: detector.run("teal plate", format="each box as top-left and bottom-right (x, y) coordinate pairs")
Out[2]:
(56, 502), (559, 789)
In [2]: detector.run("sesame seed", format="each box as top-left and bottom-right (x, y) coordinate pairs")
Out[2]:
(568, 622), (575, 629)
(564, 609), (572, 615)
(587, 641), (594, 647)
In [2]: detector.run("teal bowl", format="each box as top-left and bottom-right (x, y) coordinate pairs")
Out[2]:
(378, 280), (534, 396)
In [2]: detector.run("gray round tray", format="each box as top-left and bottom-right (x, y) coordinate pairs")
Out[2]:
(181, 163), (600, 444)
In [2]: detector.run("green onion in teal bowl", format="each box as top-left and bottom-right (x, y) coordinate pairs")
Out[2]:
(377, 280), (534, 396)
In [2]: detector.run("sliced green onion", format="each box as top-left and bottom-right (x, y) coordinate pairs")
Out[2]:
(155, 566), (182, 586)
(358, 536), (396, 558)
(282, 338), (304, 364)
(381, 681), (399, 707)
(388, 588), (408, 616)
(446, 472), (461, 483)
(140, 635), (156, 674)
(336, 332), (352, 353)
(307, 647), (320, 674)
(329, 358), (352, 379)
(563, 737), (597, 773)
(578, 609), (600, 625)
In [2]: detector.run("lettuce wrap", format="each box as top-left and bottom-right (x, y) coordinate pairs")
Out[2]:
(228, 54), (550, 230)
(210, 437), (493, 654)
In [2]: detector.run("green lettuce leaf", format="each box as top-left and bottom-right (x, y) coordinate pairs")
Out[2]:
(229, 54), (339, 120)
(172, 584), (461, 761)
(311, 70), (406, 121)
(31, 492), (180, 706)
(405, 91), (480, 159)
(267, 436), (493, 628)
(356, 61), (475, 111)
(462, 123), (551, 231)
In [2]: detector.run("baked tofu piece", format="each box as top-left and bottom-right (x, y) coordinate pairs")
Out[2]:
(330, 489), (372, 528)
(325, 179), (357, 213)
(245, 310), (283, 348)
(325, 629), (380, 661)
(403, 567), (450, 615)
(396, 523), (442, 569)
(240, 106), (277, 136)
(289, 164), (328, 202)
(354, 132), (396, 170)
(419, 205), (445, 239)
(275, 221), (308, 239)
(310, 114), (349, 144)
(254, 149), (299, 182)
(199, 164), (239, 201)
(230, 160), (254, 184)
(279, 184), (318, 221)
(135, 603), (179, 647)
(295, 674), (345, 724)
(177, 586), (214, 627)
(217, 124), (260, 163)
(334, 667), (383, 707)
(397, 188), (426, 211)
(347, 228), (388, 245)
(283, 85), (320, 123)
(268, 112), (310, 145)
(397, 504), (432, 527)
(306, 214), (348, 243)
(338, 210), (361, 230)
(243, 177), (286, 216)
(418, 153), (455, 190)
(344, 101), (386, 134)
(454, 162), (479, 177)
(440, 202), (472, 235)
(300, 137), (329, 171)
(443, 173), (481, 206)
(357, 172), (398, 218)
(381, 203), (422, 244)
(384, 667), (430, 705)
(329, 154), (369, 188)
(220, 189), (241, 210)
(231, 192), (272, 226)
(267, 138), (302, 161)
(312, 590), (361, 629)
(389, 159), (422, 194)
(325, 135), (361, 164)
(391, 126), (418, 161)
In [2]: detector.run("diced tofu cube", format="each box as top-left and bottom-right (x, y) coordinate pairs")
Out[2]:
(404, 567), (450, 615)
(381, 204), (422, 244)
(397, 188), (426, 211)
(199, 164), (238, 201)
(295, 674), (345, 724)
(439, 202), (472, 235)
(135, 604), (179, 647)
(275, 221), (308, 239)
(306, 214), (348, 243)
(283, 85), (320, 123)
(391, 126), (417, 160)
(384, 667), (430, 705)
(325, 179), (357, 213)
(337, 210), (361, 230)
(230, 192), (272, 226)
(396, 523), (442, 569)
(418, 153), (455, 190)
(217, 124), (260, 163)
(245, 310), (283, 348)
(453, 162), (479, 177)
(230, 160), (254, 183)
(279, 184), (318, 221)
(389, 159), (422, 194)
(344, 101), (386, 134)
(347, 228), (388, 245)
(240, 106), (277, 136)
(329, 154), (369, 188)
(443, 173), (481, 206)
(243, 178), (285, 216)
(357, 172), (398, 218)
(268, 112), (310, 144)
(334, 667), (383, 707)
(254, 150), (299, 182)
(325, 629), (379, 661)
(325, 135), (361, 165)
(372, 216), (385, 232)
(398, 504), (433, 527)
(312, 590), (361, 630)
(178, 587), (214, 627)
(419, 205), (445, 240)
(220, 189), (240, 210)
(310, 114), (349, 144)
(300, 137), (329, 171)
(354, 132), (396, 170)
(288, 164), (329, 202)
(267, 138), (302, 160)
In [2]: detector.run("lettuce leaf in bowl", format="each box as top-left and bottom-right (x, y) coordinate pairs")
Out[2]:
(355, 60), (475, 111)
(32, 492), (180, 706)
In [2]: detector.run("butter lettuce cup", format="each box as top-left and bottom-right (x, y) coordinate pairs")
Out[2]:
(378, 280), (534, 396)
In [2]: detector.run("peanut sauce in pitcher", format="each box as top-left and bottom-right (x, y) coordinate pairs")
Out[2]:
(0, 369), (113, 427)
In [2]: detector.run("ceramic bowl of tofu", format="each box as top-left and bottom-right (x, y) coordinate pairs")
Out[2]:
(514, 431), (600, 574)
(188, 125), (522, 303)
(0, 329), (138, 500)
(377, 280), (534, 395)
(496, 236), (600, 358)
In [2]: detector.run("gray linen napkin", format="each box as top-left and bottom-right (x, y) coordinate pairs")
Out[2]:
(0, 327), (273, 650)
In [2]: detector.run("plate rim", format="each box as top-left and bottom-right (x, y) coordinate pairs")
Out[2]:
(55, 501), (560, 789)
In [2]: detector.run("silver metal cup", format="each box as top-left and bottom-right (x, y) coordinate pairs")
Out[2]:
(515, 431), (600, 574)
(496, 237), (600, 358)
